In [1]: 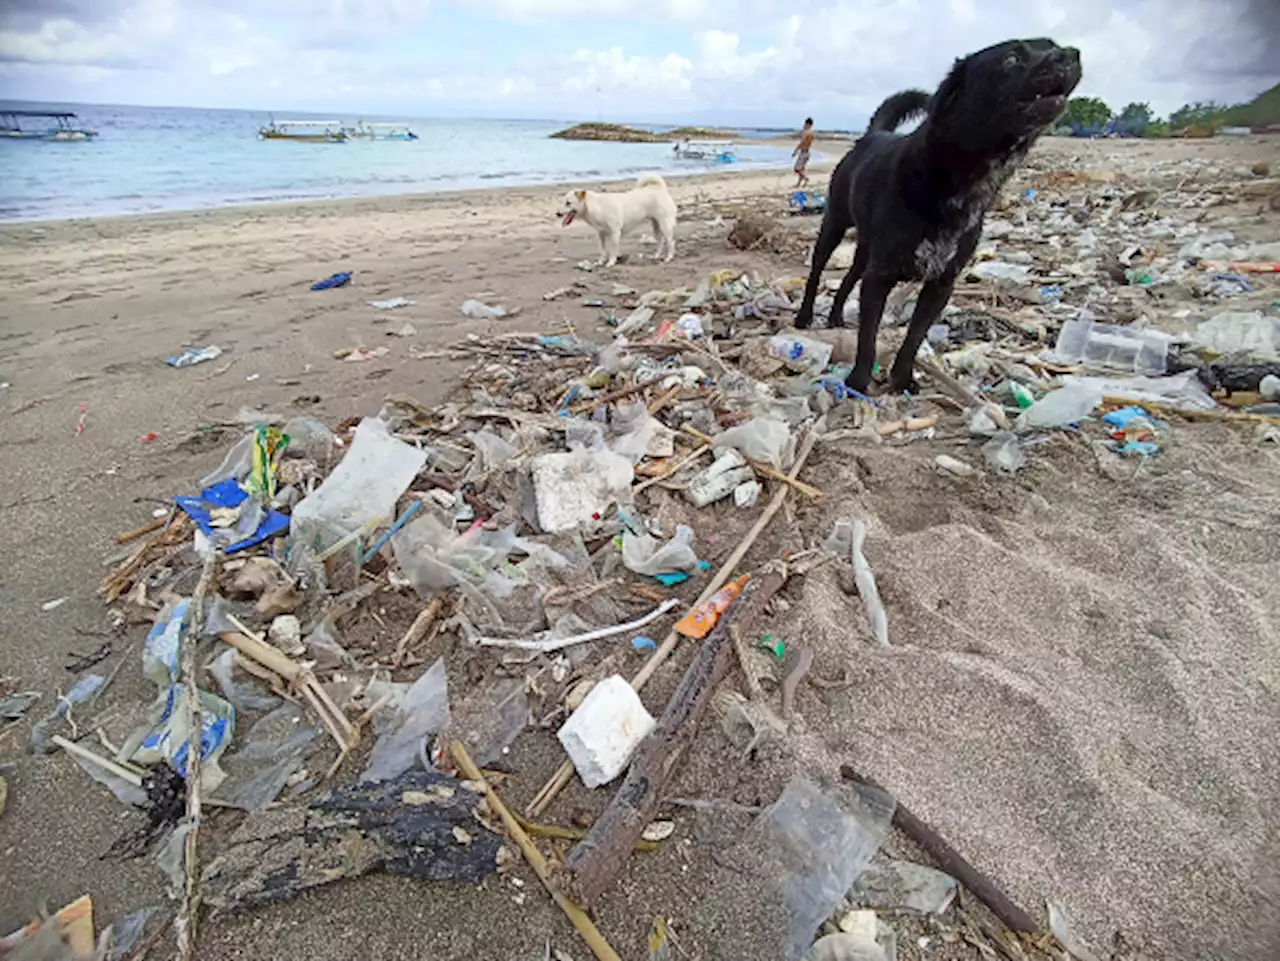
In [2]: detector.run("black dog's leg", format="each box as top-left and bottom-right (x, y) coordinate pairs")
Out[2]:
(795, 211), (849, 329)
(887, 275), (957, 392)
(826, 242), (869, 329)
(845, 271), (894, 393)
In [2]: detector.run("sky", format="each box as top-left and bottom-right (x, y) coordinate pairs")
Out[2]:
(1, 0), (1277, 127)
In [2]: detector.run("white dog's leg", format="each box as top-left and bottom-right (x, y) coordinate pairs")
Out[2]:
(595, 229), (609, 266)
(661, 224), (675, 263)
(603, 230), (620, 267)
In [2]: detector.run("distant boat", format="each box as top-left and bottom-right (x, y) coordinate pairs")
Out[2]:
(1, 110), (98, 141)
(344, 121), (419, 141)
(672, 139), (737, 163)
(258, 120), (347, 143)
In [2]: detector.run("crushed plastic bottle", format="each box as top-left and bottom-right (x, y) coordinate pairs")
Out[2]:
(1049, 315), (1170, 375)
(769, 334), (834, 375)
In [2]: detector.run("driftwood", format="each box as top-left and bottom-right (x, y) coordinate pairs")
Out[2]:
(840, 766), (1038, 934)
(562, 560), (789, 906)
(201, 769), (501, 913)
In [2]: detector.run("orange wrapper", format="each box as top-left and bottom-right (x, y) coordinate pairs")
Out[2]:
(674, 574), (750, 639)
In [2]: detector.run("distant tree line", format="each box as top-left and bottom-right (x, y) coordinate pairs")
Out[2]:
(1057, 84), (1279, 138)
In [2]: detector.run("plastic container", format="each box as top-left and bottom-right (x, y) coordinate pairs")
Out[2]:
(674, 574), (749, 639)
(769, 334), (833, 375)
(1050, 315), (1170, 375)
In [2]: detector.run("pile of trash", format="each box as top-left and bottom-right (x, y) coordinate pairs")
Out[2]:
(7, 158), (1278, 961)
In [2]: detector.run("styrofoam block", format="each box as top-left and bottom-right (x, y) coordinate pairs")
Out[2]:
(556, 674), (656, 788)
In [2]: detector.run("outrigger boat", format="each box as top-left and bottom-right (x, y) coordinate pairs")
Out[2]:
(258, 119), (347, 143)
(1, 110), (98, 141)
(672, 139), (737, 163)
(344, 121), (419, 141)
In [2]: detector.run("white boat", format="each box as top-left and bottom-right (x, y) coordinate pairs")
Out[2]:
(672, 139), (737, 163)
(344, 121), (419, 141)
(1, 110), (98, 141)
(258, 119), (347, 143)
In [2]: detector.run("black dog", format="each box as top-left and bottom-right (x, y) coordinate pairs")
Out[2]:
(794, 39), (1081, 393)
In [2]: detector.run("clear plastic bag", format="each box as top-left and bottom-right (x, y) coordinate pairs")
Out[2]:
(448, 675), (528, 767)
(621, 524), (699, 576)
(290, 417), (427, 549)
(361, 658), (450, 783)
(713, 417), (790, 467)
(1014, 382), (1102, 431)
(212, 704), (321, 811)
(736, 776), (895, 959)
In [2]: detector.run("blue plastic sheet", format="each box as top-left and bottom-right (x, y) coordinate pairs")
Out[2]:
(175, 479), (289, 554)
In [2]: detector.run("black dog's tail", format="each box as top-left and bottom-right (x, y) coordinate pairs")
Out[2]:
(868, 90), (931, 132)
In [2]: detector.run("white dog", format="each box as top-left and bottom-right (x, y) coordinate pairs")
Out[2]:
(559, 174), (677, 267)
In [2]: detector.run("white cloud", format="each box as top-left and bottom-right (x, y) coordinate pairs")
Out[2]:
(0, 0), (1275, 121)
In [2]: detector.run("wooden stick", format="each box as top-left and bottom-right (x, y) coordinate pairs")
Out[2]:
(1102, 395), (1280, 424)
(633, 444), (711, 495)
(562, 562), (789, 905)
(393, 597), (443, 667)
(567, 380), (649, 414)
(526, 428), (818, 817)
(176, 552), (216, 961)
(680, 426), (821, 499)
(916, 356), (985, 410)
(840, 766), (1038, 934)
(646, 384), (683, 415)
(114, 515), (168, 544)
(51, 735), (144, 786)
(449, 741), (621, 961)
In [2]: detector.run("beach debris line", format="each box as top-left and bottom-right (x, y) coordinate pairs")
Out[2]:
(37, 144), (1280, 959)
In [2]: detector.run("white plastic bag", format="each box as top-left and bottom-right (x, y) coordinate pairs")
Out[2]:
(621, 525), (699, 576)
(713, 417), (790, 467)
(291, 417), (426, 547)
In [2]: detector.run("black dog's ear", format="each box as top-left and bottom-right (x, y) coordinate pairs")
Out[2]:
(934, 58), (967, 113)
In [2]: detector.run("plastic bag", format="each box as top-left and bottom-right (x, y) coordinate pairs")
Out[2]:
(851, 858), (958, 913)
(200, 433), (254, 489)
(291, 417), (427, 549)
(460, 299), (510, 319)
(305, 615), (355, 670)
(769, 334), (834, 375)
(1063, 370), (1215, 413)
(737, 776), (895, 959)
(281, 416), (335, 465)
(448, 676), (528, 767)
(29, 674), (105, 754)
(212, 704), (321, 811)
(1014, 382), (1102, 431)
(361, 658), (450, 783)
(713, 417), (790, 467)
(982, 431), (1027, 472)
(208, 646), (279, 712)
(622, 525), (699, 577)
(63, 741), (149, 806)
(1192, 311), (1280, 361)
(467, 428), (517, 472)
(122, 686), (235, 790)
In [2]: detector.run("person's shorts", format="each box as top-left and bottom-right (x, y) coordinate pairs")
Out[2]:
(794, 149), (810, 173)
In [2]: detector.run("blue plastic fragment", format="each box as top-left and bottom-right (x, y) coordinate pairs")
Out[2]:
(1102, 406), (1153, 429)
(655, 571), (689, 587)
(175, 479), (289, 554)
(311, 271), (352, 291)
(631, 635), (657, 651)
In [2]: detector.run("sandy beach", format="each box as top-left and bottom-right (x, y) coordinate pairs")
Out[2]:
(1, 134), (1278, 961)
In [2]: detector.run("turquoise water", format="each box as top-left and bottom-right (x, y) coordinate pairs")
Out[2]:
(0, 103), (794, 222)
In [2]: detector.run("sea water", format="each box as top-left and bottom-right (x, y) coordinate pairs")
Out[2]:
(0, 102), (795, 223)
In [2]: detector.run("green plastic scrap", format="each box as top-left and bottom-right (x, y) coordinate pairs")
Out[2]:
(758, 633), (786, 659)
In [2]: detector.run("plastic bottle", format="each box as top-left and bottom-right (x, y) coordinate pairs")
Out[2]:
(675, 575), (750, 639)
(768, 333), (833, 374)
